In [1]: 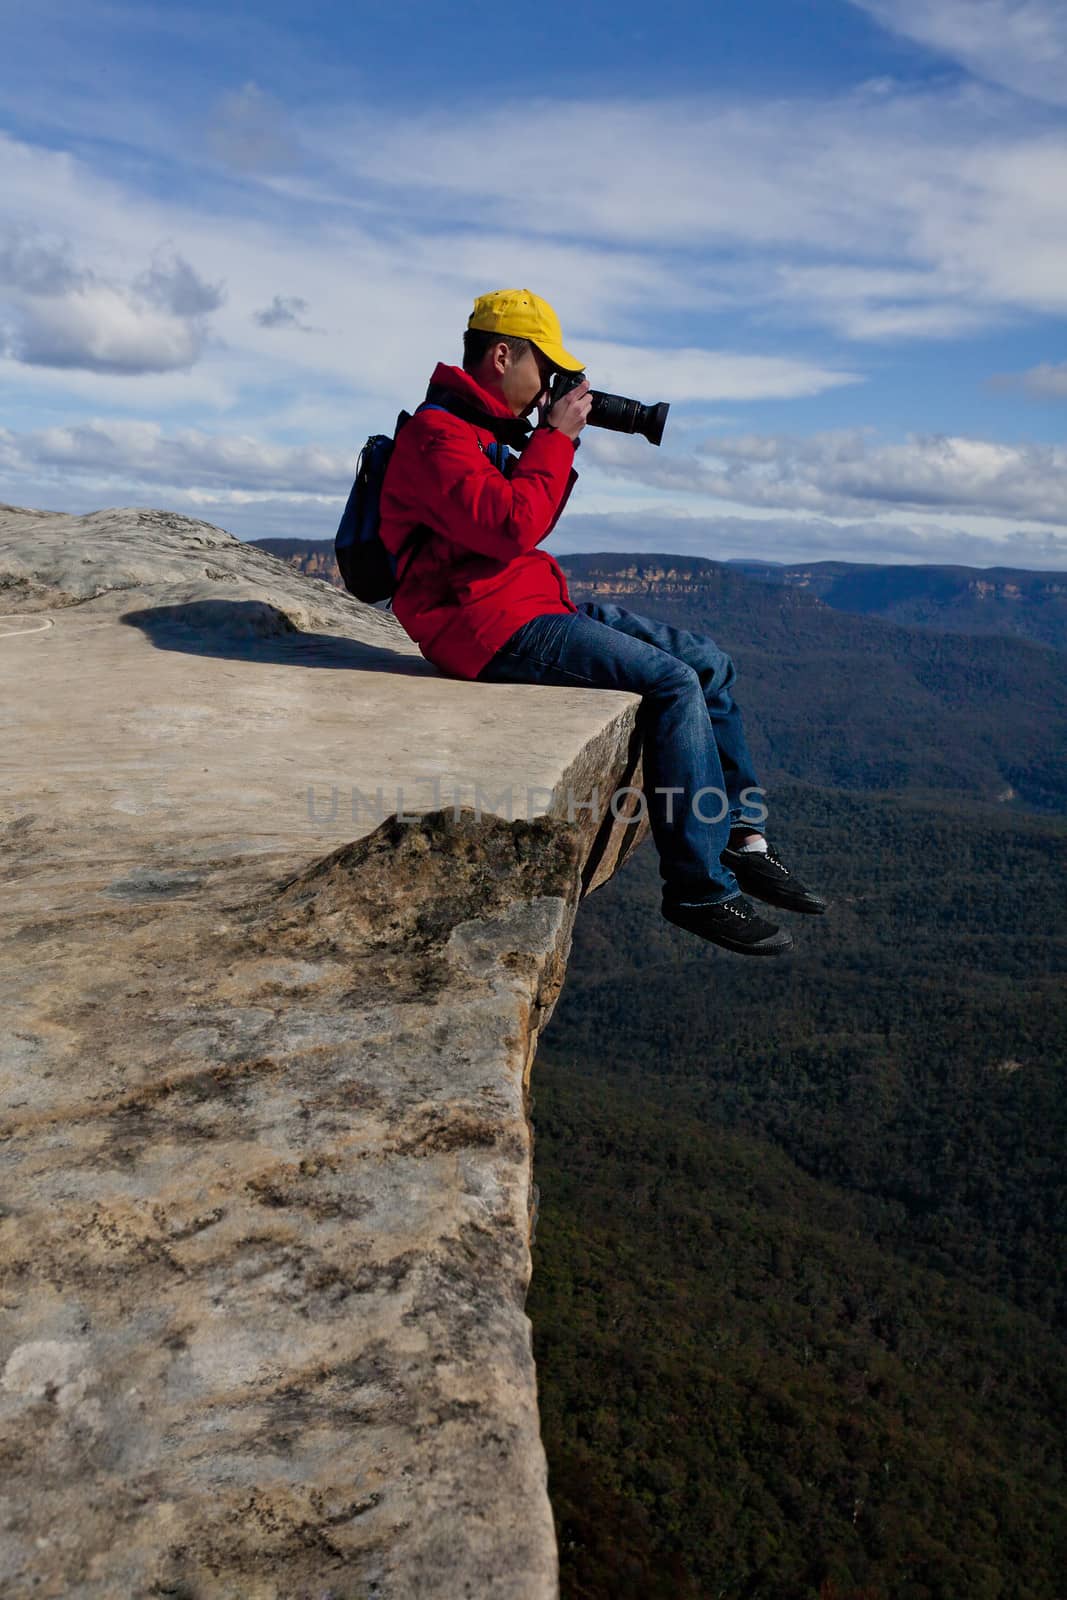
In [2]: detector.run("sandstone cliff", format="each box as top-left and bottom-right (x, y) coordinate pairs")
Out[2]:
(0, 505), (649, 1599)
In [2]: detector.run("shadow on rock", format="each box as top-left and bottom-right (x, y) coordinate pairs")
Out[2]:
(121, 597), (439, 676)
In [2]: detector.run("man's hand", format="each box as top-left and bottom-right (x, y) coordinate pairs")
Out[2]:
(546, 378), (592, 441)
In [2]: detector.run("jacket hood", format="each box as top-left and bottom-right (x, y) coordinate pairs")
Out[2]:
(427, 362), (517, 419)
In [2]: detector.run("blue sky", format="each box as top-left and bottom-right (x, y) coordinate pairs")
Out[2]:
(2, 0), (1067, 568)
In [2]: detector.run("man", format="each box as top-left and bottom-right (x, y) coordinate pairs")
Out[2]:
(379, 289), (828, 955)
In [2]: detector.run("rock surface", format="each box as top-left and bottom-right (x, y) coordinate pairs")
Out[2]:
(0, 506), (649, 1598)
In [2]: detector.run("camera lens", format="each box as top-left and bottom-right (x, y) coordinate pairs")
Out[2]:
(546, 371), (669, 446)
(589, 392), (669, 448)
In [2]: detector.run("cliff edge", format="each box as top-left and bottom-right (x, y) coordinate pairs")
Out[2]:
(0, 506), (648, 1599)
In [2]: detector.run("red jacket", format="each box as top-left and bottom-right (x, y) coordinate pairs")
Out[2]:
(379, 363), (578, 679)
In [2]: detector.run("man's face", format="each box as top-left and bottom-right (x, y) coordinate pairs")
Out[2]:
(500, 343), (556, 418)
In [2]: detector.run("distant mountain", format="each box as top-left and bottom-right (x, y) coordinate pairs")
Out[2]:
(723, 556), (1067, 651)
(557, 552), (1067, 814)
(244, 542), (1067, 813)
(251, 537), (341, 587)
(248, 540), (1067, 652)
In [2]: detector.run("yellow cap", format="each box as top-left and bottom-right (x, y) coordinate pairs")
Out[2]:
(467, 288), (584, 372)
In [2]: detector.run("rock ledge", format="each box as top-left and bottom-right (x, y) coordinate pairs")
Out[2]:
(0, 507), (649, 1598)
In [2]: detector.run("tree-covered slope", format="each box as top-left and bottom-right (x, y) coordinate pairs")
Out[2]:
(723, 558), (1067, 653)
(529, 785), (1067, 1599)
(560, 559), (1067, 813)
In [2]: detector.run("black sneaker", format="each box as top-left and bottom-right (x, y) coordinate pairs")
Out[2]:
(720, 840), (829, 915)
(661, 892), (794, 955)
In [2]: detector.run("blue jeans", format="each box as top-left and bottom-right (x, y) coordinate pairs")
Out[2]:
(475, 601), (766, 904)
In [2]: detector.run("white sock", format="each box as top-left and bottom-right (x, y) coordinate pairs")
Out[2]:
(735, 834), (768, 854)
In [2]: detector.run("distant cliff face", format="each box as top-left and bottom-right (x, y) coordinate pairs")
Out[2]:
(561, 552), (1067, 638)
(561, 558), (767, 604)
(245, 540), (1067, 652)
(243, 543), (812, 610)
(251, 537), (343, 588)
(726, 557), (1067, 649)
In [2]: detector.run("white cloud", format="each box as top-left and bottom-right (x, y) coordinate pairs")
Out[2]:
(0, 133), (725, 389)
(575, 342), (859, 402)
(310, 83), (1067, 331)
(0, 128), (866, 429)
(581, 428), (1067, 526)
(4, 415), (1064, 568)
(2, 40), (1067, 555)
(773, 265), (994, 341)
(8, 411), (1063, 559)
(0, 418), (352, 494)
(0, 231), (82, 296)
(314, 97), (881, 249)
(135, 250), (225, 318)
(0, 227), (226, 374)
(850, 0), (1067, 107)
(1019, 362), (1067, 398)
(253, 294), (312, 330)
(0, 352), (240, 415)
(5, 282), (204, 373)
(4, 9), (1067, 385)
(1, 57), (1064, 424)
(990, 360), (1067, 400)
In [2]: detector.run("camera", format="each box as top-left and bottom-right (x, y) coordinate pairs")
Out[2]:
(546, 370), (669, 448)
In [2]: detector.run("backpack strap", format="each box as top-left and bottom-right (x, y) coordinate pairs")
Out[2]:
(412, 400), (512, 476)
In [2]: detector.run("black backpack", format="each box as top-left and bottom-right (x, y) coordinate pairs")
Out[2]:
(335, 400), (511, 605)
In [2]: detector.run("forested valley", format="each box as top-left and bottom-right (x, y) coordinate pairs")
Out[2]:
(527, 574), (1066, 1600)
